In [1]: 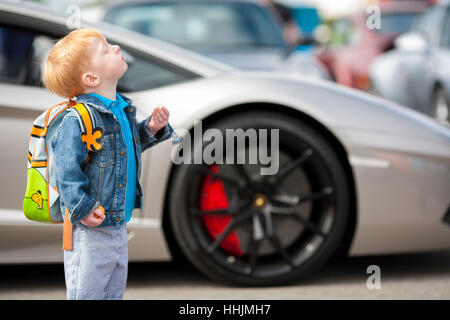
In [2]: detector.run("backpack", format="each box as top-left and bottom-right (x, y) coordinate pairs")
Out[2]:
(23, 99), (102, 224)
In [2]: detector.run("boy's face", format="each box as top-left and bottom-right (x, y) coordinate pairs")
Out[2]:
(84, 36), (128, 86)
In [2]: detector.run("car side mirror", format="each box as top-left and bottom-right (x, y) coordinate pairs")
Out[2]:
(394, 32), (428, 53)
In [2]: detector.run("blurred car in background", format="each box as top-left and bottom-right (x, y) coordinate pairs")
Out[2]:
(370, 1), (450, 126)
(1, 0), (450, 287)
(103, 0), (330, 79)
(316, 0), (427, 90)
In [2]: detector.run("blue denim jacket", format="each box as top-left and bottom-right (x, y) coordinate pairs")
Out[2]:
(50, 93), (174, 227)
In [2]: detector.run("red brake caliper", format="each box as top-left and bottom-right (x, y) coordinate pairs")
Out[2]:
(200, 163), (244, 257)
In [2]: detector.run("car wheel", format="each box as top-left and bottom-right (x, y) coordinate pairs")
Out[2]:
(168, 111), (351, 286)
(432, 87), (450, 126)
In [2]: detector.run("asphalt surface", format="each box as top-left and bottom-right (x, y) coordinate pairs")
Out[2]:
(0, 250), (449, 300)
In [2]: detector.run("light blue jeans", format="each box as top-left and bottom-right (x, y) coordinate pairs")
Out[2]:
(63, 224), (128, 300)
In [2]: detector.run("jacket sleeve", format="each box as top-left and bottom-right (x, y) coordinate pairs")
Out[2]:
(52, 115), (100, 224)
(137, 114), (175, 152)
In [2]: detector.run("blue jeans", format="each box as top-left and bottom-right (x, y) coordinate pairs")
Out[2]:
(63, 224), (128, 300)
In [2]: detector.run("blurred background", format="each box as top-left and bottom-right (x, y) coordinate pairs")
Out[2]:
(17, 0), (448, 126)
(1, 0), (449, 297)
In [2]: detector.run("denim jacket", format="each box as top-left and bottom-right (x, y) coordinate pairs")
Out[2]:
(49, 93), (174, 227)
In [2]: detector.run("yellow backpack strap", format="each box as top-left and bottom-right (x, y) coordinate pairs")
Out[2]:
(71, 103), (103, 152)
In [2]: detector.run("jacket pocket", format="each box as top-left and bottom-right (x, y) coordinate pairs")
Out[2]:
(92, 133), (115, 167)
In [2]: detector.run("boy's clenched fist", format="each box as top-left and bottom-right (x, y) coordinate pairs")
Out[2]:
(80, 207), (105, 227)
(148, 105), (170, 136)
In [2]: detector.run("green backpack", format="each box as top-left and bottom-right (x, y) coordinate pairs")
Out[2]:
(23, 100), (103, 224)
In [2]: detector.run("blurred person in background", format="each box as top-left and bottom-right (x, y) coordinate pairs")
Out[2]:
(267, 0), (303, 46)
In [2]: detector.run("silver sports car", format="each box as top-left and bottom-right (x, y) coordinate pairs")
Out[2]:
(0, 1), (449, 287)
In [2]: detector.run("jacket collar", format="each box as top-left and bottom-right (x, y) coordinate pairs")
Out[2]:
(73, 92), (133, 114)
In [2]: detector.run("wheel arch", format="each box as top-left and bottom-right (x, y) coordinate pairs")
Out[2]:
(161, 102), (358, 263)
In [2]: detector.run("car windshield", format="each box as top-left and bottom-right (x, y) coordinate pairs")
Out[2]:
(374, 12), (419, 34)
(104, 1), (287, 50)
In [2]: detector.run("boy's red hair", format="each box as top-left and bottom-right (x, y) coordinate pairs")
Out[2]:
(43, 28), (105, 98)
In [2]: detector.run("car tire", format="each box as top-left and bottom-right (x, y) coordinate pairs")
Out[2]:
(168, 111), (351, 286)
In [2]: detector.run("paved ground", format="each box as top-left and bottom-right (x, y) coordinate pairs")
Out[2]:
(0, 250), (449, 300)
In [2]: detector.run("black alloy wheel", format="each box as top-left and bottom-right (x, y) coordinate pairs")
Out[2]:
(169, 111), (351, 286)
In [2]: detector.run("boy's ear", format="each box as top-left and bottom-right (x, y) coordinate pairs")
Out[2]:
(81, 71), (100, 88)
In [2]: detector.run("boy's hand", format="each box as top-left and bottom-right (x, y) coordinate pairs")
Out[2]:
(80, 207), (105, 227)
(148, 105), (170, 136)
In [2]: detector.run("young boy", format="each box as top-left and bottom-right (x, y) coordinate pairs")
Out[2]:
(44, 28), (174, 300)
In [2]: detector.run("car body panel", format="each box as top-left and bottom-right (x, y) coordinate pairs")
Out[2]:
(0, 1), (449, 264)
(130, 72), (450, 256)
